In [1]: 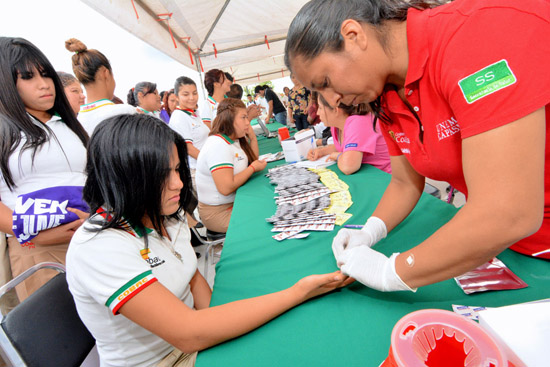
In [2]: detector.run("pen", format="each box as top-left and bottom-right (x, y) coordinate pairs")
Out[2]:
(343, 224), (363, 229)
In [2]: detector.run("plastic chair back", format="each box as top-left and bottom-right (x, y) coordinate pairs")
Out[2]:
(0, 265), (95, 367)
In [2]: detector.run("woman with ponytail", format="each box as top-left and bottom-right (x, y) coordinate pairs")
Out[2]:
(127, 81), (162, 118)
(285, 0), (550, 292)
(65, 38), (136, 135)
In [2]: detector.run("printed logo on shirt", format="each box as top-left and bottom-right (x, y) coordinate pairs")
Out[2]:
(436, 117), (461, 141)
(80, 99), (114, 112)
(458, 59), (516, 104)
(235, 153), (245, 162)
(145, 255), (166, 268)
(345, 143), (358, 148)
(394, 132), (410, 144)
(106, 270), (157, 315)
(12, 186), (88, 244)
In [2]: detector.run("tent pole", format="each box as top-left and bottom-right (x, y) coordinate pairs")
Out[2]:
(194, 53), (206, 100)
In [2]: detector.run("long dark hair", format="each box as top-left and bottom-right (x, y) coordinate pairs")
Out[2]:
(284, 0), (444, 124)
(210, 98), (258, 163)
(204, 69), (225, 97)
(0, 37), (89, 190)
(84, 114), (194, 245)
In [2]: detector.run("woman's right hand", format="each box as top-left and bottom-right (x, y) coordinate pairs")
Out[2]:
(250, 159), (267, 172)
(247, 104), (260, 120)
(31, 219), (83, 245)
(307, 148), (321, 161)
(31, 207), (88, 246)
(293, 271), (354, 301)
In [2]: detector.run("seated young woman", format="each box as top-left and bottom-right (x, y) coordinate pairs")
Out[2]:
(66, 114), (351, 367)
(195, 98), (267, 233)
(307, 94), (392, 175)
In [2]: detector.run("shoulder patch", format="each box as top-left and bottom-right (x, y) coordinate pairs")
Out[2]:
(458, 59), (516, 104)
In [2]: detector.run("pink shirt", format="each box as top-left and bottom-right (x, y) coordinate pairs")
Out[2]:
(331, 114), (392, 174)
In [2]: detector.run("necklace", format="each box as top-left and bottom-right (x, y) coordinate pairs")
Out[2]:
(161, 224), (184, 263)
(172, 248), (183, 262)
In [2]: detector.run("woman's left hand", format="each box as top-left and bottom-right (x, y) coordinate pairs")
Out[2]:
(293, 271), (354, 301)
(250, 159), (267, 172)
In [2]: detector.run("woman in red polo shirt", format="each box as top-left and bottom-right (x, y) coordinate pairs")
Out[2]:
(285, 0), (550, 292)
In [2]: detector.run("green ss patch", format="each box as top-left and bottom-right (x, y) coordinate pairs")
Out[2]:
(458, 59), (516, 104)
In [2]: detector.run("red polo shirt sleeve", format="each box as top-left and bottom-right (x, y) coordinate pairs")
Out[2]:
(438, 2), (550, 138)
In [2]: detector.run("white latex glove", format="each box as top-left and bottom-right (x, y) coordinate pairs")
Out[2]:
(337, 246), (416, 292)
(332, 216), (387, 266)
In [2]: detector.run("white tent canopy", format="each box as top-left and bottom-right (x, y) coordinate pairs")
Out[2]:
(82, 0), (308, 85)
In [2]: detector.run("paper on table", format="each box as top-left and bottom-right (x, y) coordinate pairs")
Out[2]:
(259, 151), (285, 162)
(478, 299), (550, 367)
(295, 155), (336, 168)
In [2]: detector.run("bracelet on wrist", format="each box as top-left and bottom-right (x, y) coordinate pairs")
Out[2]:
(249, 165), (256, 173)
(336, 153), (342, 161)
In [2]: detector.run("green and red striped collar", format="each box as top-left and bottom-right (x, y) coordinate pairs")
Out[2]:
(215, 134), (234, 144)
(207, 95), (217, 106)
(177, 107), (197, 117)
(96, 207), (153, 238)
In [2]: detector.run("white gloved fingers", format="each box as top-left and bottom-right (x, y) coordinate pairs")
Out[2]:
(346, 231), (371, 249)
(332, 228), (353, 261)
(339, 255), (355, 278)
(334, 238), (356, 269)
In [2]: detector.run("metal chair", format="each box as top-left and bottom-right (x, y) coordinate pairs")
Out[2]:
(423, 182), (441, 199)
(0, 262), (95, 367)
(190, 226), (225, 281)
(446, 185), (458, 204)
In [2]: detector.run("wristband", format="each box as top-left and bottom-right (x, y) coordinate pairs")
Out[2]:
(249, 165), (256, 173)
(336, 153), (342, 161)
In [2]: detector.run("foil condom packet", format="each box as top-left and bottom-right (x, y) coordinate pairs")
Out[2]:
(454, 257), (528, 294)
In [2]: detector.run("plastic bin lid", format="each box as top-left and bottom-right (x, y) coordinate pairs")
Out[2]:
(389, 309), (507, 367)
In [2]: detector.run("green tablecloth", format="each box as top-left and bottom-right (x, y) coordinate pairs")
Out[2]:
(196, 161), (549, 367)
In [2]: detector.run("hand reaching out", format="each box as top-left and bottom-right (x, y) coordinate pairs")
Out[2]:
(250, 159), (267, 173)
(293, 271), (354, 300)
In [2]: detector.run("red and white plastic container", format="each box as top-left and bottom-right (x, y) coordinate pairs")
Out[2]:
(380, 309), (520, 367)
